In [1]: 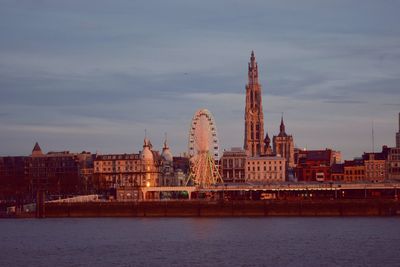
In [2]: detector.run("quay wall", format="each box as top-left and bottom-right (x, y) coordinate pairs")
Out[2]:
(40, 200), (400, 217)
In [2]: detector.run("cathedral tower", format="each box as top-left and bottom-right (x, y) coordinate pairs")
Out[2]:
(244, 51), (265, 157)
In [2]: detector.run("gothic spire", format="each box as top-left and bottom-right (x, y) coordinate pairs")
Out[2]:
(163, 132), (169, 149)
(264, 132), (271, 145)
(279, 113), (288, 137)
(248, 50), (258, 85)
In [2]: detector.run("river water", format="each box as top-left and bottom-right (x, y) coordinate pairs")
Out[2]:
(1, 218), (399, 266)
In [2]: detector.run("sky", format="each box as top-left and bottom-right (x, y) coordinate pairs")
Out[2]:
(0, 0), (399, 160)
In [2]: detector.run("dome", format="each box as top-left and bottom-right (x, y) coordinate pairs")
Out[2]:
(140, 138), (154, 161)
(161, 148), (173, 162)
(161, 139), (173, 162)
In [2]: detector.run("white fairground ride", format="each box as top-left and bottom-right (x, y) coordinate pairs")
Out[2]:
(186, 109), (223, 187)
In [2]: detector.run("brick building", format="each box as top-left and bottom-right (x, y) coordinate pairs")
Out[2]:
(331, 163), (344, 181)
(343, 159), (365, 182)
(386, 147), (400, 180)
(0, 156), (27, 199)
(295, 149), (341, 182)
(26, 143), (92, 196)
(362, 152), (386, 182)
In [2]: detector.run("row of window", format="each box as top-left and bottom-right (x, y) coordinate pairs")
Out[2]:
(365, 164), (384, 169)
(99, 155), (140, 160)
(247, 166), (282, 172)
(345, 170), (365, 175)
(95, 160), (141, 166)
(95, 166), (142, 172)
(247, 160), (283, 165)
(247, 175), (284, 180)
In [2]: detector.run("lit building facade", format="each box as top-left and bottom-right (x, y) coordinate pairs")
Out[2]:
(245, 156), (286, 182)
(220, 147), (247, 183)
(93, 153), (143, 190)
(362, 152), (386, 182)
(93, 138), (161, 191)
(343, 159), (365, 182)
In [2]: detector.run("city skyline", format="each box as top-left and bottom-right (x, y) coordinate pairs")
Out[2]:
(1, 1), (400, 159)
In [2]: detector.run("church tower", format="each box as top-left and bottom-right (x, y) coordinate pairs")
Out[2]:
(273, 115), (295, 168)
(244, 51), (265, 157)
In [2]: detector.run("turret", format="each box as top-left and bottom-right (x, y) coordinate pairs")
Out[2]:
(32, 142), (43, 157)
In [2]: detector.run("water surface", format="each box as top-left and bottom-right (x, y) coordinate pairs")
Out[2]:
(1, 218), (399, 266)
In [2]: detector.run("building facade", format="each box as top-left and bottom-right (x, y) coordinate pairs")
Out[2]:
(386, 147), (400, 180)
(343, 159), (365, 182)
(244, 51), (266, 157)
(363, 152), (386, 182)
(220, 147), (247, 183)
(26, 143), (91, 196)
(295, 149), (340, 182)
(0, 156), (27, 199)
(245, 156), (286, 183)
(172, 156), (190, 186)
(331, 163), (344, 181)
(93, 153), (143, 191)
(93, 138), (161, 191)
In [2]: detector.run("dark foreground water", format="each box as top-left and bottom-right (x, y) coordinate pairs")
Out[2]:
(1, 218), (400, 267)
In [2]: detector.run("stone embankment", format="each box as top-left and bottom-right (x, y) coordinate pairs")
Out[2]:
(36, 199), (400, 217)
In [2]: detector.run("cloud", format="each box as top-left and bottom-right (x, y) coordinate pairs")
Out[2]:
(0, 1), (399, 159)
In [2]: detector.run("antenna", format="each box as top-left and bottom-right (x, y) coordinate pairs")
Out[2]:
(372, 120), (375, 153)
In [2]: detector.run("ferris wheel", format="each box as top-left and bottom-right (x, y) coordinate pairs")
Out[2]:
(188, 109), (220, 160)
(187, 109), (222, 187)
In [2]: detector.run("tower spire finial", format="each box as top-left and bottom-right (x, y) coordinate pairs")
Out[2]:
(248, 50), (258, 86)
(164, 132), (168, 148)
(144, 129), (149, 146)
(280, 113), (286, 135)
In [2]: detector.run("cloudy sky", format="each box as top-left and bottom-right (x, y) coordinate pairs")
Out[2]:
(1, 0), (399, 159)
